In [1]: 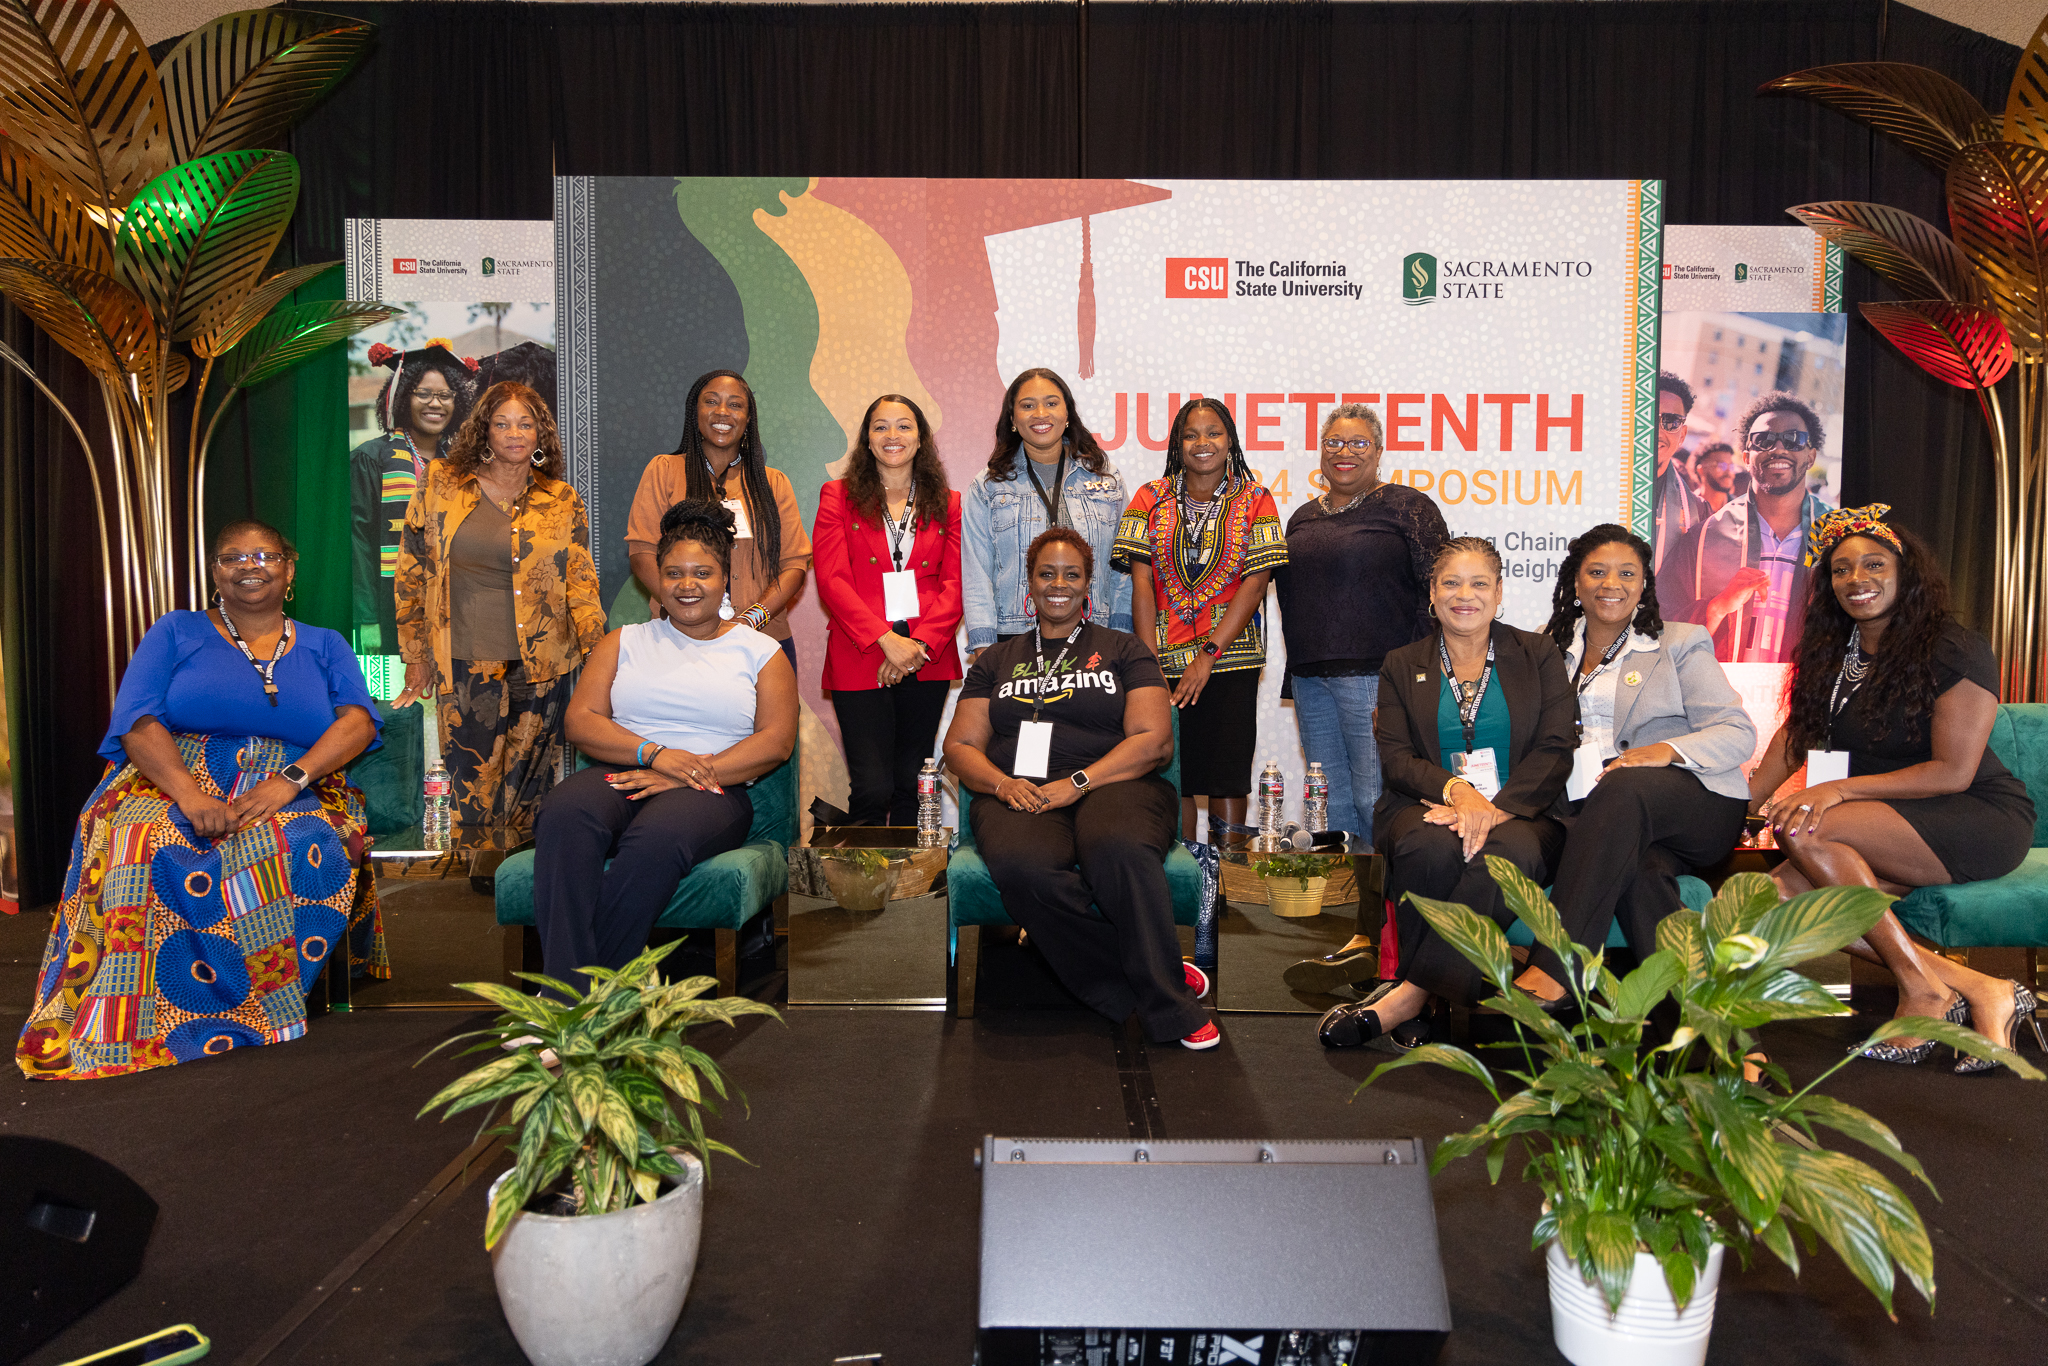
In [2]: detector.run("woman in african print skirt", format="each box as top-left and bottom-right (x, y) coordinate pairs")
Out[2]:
(17, 521), (388, 1080)
(1112, 398), (1287, 843)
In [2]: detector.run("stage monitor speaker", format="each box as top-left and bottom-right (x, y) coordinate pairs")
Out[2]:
(976, 1137), (1450, 1366)
(1, 1137), (159, 1365)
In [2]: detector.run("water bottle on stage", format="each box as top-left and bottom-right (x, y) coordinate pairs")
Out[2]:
(423, 761), (452, 851)
(1303, 762), (1329, 833)
(916, 758), (943, 847)
(1257, 761), (1285, 849)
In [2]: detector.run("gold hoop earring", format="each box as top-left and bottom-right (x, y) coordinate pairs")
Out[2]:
(286, 581), (295, 602)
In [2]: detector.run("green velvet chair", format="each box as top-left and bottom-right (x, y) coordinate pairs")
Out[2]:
(946, 709), (1204, 1017)
(346, 699), (425, 843)
(1893, 703), (2048, 969)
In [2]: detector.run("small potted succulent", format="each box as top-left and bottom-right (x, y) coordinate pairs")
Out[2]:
(1251, 850), (1342, 917)
(419, 942), (778, 1366)
(1362, 860), (2041, 1366)
(820, 846), (900, 911)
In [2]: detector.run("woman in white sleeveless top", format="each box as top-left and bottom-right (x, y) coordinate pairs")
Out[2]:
(532, 499), (798, 989)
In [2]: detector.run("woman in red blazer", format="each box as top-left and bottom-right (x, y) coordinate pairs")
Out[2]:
(814, 394), (964, 825)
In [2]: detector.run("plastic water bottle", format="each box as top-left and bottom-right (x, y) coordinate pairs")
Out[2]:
(424, 760), (452, 851)
(1258, 761), (1286, 847)
(1303, 762), (1330, 833)
(916, 758), (943, 847)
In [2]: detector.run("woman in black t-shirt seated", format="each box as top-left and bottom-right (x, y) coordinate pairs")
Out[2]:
(945, 528), (1219, 1050)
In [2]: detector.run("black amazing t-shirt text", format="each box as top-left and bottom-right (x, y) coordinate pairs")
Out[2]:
(960, 623), (1167, 779)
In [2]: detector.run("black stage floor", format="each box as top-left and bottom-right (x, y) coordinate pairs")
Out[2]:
(3, 905), (2046, 1366)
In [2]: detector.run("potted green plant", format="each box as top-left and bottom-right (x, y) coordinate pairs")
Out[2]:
(1362, 860), (2041, 1366)
(820, 846), (899, 911)
(1251, 850), (1342, 917)
(419, 942), (778, 1366)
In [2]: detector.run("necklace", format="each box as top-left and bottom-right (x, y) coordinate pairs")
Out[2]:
(1320, 481), (1384, 516)
(218, 604), (293, 707)
(1830, 625), (1871, 719)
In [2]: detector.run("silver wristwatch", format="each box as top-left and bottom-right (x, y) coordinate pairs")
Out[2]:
(1070, 769), (1091, 791)
(280, 763), (310, 791)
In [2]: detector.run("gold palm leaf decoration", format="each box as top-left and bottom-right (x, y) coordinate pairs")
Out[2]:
(0, 0), (384, 703)
(218, 299), (395, 395)
(0, 132), (111, 273)
(114, 148), (298, 342)
(1769, 12), (2048, 700)
(159, 10), (373, 161)
(0, 0), (168, 210)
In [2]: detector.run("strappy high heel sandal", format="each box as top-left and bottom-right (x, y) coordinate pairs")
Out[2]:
(1954, 981), (2045, 1074)
(1861, 992), (1969, 1065)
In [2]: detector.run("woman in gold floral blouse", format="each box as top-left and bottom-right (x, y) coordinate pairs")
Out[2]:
(396, 380), (606, 854)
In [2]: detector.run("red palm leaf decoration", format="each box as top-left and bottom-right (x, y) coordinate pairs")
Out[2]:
(1946, 142), (2048, 357)
(1860, 300), (2016, 389)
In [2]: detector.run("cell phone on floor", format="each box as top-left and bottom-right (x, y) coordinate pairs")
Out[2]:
(59, 1324), (210, 1365)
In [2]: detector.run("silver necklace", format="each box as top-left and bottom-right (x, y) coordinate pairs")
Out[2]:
(1320, 481), (1384, 516)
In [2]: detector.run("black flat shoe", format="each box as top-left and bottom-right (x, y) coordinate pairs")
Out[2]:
(1284, 945), (1378, 994)
(1317, 1000), (1387, 1048)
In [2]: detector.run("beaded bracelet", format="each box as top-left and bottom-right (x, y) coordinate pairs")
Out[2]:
(738, 604), (770, 630)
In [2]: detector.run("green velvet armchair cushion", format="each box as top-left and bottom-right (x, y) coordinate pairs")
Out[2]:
(1892, 703), (2048, 948)
(346, 700), (424, 841)
(494, 749), (797, 931)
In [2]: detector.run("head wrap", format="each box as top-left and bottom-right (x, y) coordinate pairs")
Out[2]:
(1806, 503), (1902, 567)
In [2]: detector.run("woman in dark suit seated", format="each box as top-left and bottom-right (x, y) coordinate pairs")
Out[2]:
(533, 500), (797, 991)
(1752, 506), (2041, 1070)
(1319, 536), (1577, 1049)
(943, 528), (1217, 1049)
(18, 521), (386, 1079)
(1542, 525), (1756, 955)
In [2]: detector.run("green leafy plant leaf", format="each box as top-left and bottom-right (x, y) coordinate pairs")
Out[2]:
(1611, 949), (1682, 1022)
(1406, 892), (1513, 994)
(1703, 872), (1780, 943)
(1745, 885), (1893, 974)
(1485, 855), (1575, 967)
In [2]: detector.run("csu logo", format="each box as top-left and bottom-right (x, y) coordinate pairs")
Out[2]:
(1734, 262), (1749, 283)
(1166, 257), (1228, 298)
(1402, 252), (1436, 305)
(391, 258), (418, 274)
(481, 256), (497, 276)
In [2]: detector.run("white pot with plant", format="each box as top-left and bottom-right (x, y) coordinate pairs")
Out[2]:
(1251, 850), (1339, 917)
(420, 942), (778, 1366)
(1362, 861), (2041, 1366)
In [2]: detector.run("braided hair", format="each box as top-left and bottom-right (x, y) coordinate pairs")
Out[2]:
(1161, 397), (1255, 485)
(1544, 524), (1663, 652)
(670, 370), (782, 567)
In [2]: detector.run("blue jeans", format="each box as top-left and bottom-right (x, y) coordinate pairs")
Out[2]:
(1291, 673), (1381, 842)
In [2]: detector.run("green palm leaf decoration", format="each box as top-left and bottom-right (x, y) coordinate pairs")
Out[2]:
(1787, 201), (1990, 306)
(114, 148), (298, 343)
(0, 0), (169, 210)
(0, 257), (154, 381)
(1760, 63), (1995, 172)
(219, 298), (397, 392)
(0, 132), (111, 272)
(1946, 141), (2048, 358)
(191, 258), (339, 360)
(159, 10), (376, 162)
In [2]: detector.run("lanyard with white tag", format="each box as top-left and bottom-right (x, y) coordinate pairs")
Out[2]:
(1439, 634), (1497, 755)
(879, 483), (916, 569)
(1015, 622), (1082, 779)
(1807, 627), (1868, 786)
(1024, 450), (1067, 527)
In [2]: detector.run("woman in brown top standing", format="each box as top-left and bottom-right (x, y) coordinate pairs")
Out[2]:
(396, 381), (606, 856)
(624, 370), (813, 664)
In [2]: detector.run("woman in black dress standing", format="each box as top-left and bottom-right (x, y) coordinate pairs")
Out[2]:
(1752, 506), (2041, 1071)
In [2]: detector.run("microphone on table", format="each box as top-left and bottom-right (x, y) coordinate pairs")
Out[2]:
(1277, 823), (1353, 851)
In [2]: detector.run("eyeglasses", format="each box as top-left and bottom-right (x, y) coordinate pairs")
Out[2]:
(1320, 438), (1378, 453)
(413, 391), (456, 409)
(1657, 413), (1687, 431)
(213, 551), (294, 567)
(1745, 430), (1813, 452)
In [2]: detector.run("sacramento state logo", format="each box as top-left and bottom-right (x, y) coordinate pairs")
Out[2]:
(481, 256), (497, 277)
(1402, 252), (1436, 306)
(1734, 262), (1748, 283)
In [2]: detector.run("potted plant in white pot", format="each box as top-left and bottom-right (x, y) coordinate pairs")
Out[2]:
(1362, 861), (2041, 1366)
(419, 942), (778, 1366)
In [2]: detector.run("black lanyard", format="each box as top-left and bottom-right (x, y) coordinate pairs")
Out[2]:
(219, 606), (293, 707)
(1438, 634), (1496, 754)
(1574, 627), (1629, 696)
(1031, 622), (1083, 718)
(880, 483), (916, 570)
(1175, 476), (1225, 583)
(1024, 449), (1067, 527)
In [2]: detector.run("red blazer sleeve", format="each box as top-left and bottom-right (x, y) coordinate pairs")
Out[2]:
(910, 492), (964, 659)
(813, 481), (892, 650)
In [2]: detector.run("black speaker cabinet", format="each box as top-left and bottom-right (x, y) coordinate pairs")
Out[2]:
(0, 1137), (158, 1364)
(976, 1137), (1449, 1366)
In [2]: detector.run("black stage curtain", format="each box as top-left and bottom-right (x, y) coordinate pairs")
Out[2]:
(0, 1), (2021, 905)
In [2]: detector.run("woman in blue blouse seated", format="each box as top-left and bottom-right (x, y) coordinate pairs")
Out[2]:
(533, 500), (798, 991)
(18, 521), (387, 1081)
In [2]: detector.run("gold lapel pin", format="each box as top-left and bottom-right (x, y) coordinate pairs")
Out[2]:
(1415, 672), (1427, 682)
(1624, 670), (1642, 687)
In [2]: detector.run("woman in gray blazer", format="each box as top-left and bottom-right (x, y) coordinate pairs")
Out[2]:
(1544, 525), (1755, 956)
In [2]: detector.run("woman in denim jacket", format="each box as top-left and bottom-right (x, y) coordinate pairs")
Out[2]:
(963, 368), (1133, 660)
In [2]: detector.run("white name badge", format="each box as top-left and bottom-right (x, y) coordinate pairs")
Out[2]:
(1453, 748), (1501, 800)
(1566, 742), (1606, 802)
(881, 568), (922, 621)
(1014, 721), (1054, 779)
(724, 497), (752, 539)
(1805, 750), (1851, 785)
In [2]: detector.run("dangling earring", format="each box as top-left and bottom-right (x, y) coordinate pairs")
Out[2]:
(1083, 594), (1094, 620)
(1496, 604), (1505, 618)
(1573, 596), (1581, 606)
(286, 581), (295, 602)
(530, 449), (544, 467)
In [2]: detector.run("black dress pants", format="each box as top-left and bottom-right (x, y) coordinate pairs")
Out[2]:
(831, 678), (951, 826)
(1550, 767), (1749, 960)
(1381, 803), (1566, 1007)
(533, 766), (755, 992)
(969, 775), (1206, 1042)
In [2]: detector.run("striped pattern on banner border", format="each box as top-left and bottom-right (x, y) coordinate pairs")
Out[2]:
(557, 176), (599, 555)
(344, 218), (383, 302)
(1814, 235), (1845, 312)
(1626, 179), (1665, 537)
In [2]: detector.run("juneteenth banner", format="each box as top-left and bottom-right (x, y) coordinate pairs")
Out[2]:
(558, 177), (1662, 824)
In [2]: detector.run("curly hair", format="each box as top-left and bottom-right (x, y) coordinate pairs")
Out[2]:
(442, 381), (564, 480)
(1429, 534), (1502, 581)
(1783, 524), (1950, 760)
(844, 394), (951, 526)
(1161, 396), (1256, 487)
(986, 367), (1110, 480)
(656, 497), (738, 575)
(1657, 369), (1695, 414)
(376, 353), (475, 456)
(1544, 524), (1663, 651)
(1738, 390), (1825, 454)
(669, 370), (781, 566)
(1026, 525), (1095, 581)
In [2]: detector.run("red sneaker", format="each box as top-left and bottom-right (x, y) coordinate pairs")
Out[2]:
(1183, 961), (1211, 998)
(1181, 1020), (1221, 1050)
